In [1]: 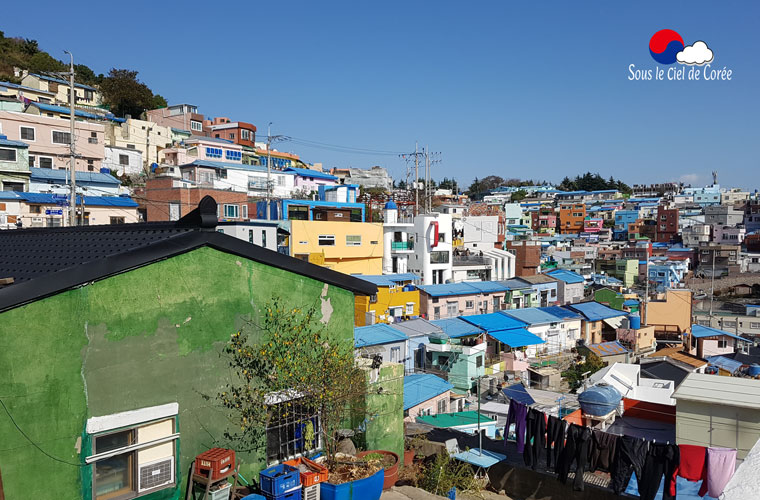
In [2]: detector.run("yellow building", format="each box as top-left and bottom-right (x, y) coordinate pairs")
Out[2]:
(353, 274), (421, 326)
(643, 289), (692, 339)
(290, 220), (383, 275)
(105, 118), (174, 169)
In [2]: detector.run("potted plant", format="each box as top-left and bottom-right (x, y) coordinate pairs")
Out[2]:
(319, 454), (385, 500)
(357, 450), (399, 489)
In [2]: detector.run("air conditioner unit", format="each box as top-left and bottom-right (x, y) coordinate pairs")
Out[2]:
(138, 457), (174, 492)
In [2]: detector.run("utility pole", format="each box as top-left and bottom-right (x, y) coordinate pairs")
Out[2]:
(266, 122), (272, 221)
(64, 50), (76, 226)
(709, 247), (716, 317)
(425, 144), (430, 214)
(414, 142), (419, 216)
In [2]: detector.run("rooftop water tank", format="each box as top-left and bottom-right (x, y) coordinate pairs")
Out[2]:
(748, 364), (760, 377)
(629, 314), (641, 330)
(579, 383), (622, 417)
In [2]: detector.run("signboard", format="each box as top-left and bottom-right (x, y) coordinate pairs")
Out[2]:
(45, 209), (63, 215)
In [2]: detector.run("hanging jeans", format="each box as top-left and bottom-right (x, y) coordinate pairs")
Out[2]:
(611, 436), (649, 495)
(556, 424), (592, 491)
(505, 399), (528, 453)
(546, 415), (566, 470)
(639, 443), (679, 500)
(589, 430), (619, 473)
(698, 447), (737, 498)
(523, 408), (546, 469)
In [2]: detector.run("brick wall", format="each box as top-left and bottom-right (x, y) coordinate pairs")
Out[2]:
(142, 177), (249, 222)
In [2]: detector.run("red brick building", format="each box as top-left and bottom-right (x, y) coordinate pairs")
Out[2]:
(138, 177), (249, 222)
(504, 240), (541, 276)
(655, 206), (679, 243)
(207, 118), (257, 148)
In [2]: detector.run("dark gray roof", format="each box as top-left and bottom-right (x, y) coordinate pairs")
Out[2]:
(0, 196), (376, 311)
(640, 360), (690, 388)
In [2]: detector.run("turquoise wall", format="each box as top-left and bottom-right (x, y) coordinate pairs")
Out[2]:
(0, 247), (355, 499)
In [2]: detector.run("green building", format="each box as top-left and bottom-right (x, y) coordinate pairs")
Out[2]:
(0, 198), (380, 500)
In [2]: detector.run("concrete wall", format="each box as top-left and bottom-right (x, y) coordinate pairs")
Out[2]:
(0, 247), (356, 499)
(290, 220), (384, 275)
(676, 400), (760, 459)
(405, 391), (452, 422)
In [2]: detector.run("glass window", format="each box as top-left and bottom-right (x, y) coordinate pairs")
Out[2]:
(52, 130), (71, 144)
(190, 120), (203, 131)
(476, 356), (483, 368)
(119, 154), (129, 166)
(346, 235), (362, 246)
(430, 251), (449, 264)
(717, 340), (727, 349)
(318, 235), (335, 246)
(223, 204), (239, 218)
(0, 148), (16, 162)
(94, 429), (134, 499)
(39, 157), (53, 168)
(242, 205), (248, 219)
(437, 399), (447, 414)
(465, 300), (474, 309)
(109, 217), (125, 224)
(20, 126), (35, 141)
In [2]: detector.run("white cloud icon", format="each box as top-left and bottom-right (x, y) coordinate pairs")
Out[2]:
(677, 41), (714, 65)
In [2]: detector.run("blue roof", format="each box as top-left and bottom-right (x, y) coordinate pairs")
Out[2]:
(566, 302), (626, 322)
(430, 318), (483, 338)
(353, 273), (419, 287)
(541, 306), (582, 320)
(461, 312), (528, 332)
(29, 73), (97, 91)
(489, 328), (545, 348)
(461, 281), (510, 293)
(502, 383), (535, 405)
(354, 324), (407, 348)
(623, 299), (640, 306)
(2, 191), (138, 207)
(587, 341), (629, 356)
(0, 80), (55, 95)
(691, 324), (750, 342)
(501, 308), (570, 325)
(29, 102), (124, 122)
(30, 168), (120, 185)
(499, 278), (533, 291)
(418, 282), (481, 297)
(403, 374), (453, 410)
(283, 167), (338, 181)
(707, 356), (743, 374)
(0, 136), (28, 148)
(547, 269), (585, 284)
(182, 159), (294, 174)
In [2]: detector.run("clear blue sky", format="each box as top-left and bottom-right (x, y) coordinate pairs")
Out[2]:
(5, 1), (759, 190)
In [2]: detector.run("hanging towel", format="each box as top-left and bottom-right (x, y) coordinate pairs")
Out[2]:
(668, 444), (707, 496)
(505, 399), (528, 453)
(698, 447), (736, 498)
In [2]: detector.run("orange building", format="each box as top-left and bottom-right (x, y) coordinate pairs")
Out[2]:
(558, 203), (586, 234)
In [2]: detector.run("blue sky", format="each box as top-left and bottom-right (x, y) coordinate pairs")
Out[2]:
(5, 1), (759, 190)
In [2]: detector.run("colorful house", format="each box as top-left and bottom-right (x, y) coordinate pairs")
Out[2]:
(353, 273), (421, 326)
(417, 281), (510, 320)
(289, 219), (384, 274)
(0, 197), (378, 500)
(403, 374), (454, 421)
(0, 134), (30, 192)
(354, 323), (409, 364)
(416, 411), (498, 438)
(566, 301), (628, 345)
(283, 166), (339, 194)
(546, 269), (585, 305)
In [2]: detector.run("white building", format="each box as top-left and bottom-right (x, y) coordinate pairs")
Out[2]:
(583, 362), (675, 406)
(503, 203), (523, 225)
(382, 201), (415, 274)
(214, 221), (282, 251)
(461, 215), (499, 251)
(409, 212), (453, 285)
(104, 146), (143, 176)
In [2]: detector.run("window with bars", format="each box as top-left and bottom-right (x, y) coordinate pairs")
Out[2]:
(20, 126), (35, 141)
(437, 398), (447, 414)
(266, 399), (320, 464)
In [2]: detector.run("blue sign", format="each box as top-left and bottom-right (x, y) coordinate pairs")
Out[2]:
(45, 209), (63, 215)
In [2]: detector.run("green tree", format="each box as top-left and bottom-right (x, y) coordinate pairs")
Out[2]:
(510, 189), (527, 202)
(218, 298), (367, 464)
(151, 93), (168, 109)
(100, 68), (158, 118)
(562, 352), (606, 391)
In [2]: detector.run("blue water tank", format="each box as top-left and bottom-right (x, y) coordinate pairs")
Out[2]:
(579, 384), (622, 416)
(749, 364), (760, 377)
(629, 314), (641, 330)
(403, 284), (416, 292)
(385, 200), (398, 209)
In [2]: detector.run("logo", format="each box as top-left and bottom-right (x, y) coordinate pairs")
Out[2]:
(629, 29), (729, 81)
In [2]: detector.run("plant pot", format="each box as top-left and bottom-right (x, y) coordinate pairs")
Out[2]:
(357, 450), (399, 490)
(403, 449), (415, 466)
(320, 466), (384, 500)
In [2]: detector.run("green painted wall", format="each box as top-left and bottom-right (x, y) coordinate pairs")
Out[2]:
(594, 288), (624, 310)
(0, 247), (355, 500)
(362, 363), (404, 460)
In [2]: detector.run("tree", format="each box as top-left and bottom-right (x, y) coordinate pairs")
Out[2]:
(74, 64), (101, 86)
(510, 189), (527, 202)
(151, 93), (168, 109)
(100, 68), (158, 118)
(395, 180), (407, 190)
(562, 352), (606, 391)
(21, 38), (39, 56)
(218, 298), (367, 464)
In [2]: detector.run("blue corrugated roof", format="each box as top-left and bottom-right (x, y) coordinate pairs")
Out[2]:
(418, 282), (481, 297)
(283, 167), (338, 181)
(501, 308), (569, 325)
(181, 159), (288, 174)
(353, 273), (419, 287)
(542, 306), (582, 320)
(623, 299), (640, 306)
(691, 324), (750, 342)
(29, 73), (97, 90)
(0, 136), (28, 148)
(707, 356), (743, 374)
(547, 269), (585, 284)
(30, 167), (120, 185)
(0, 80), (55, 95)
(461, 312), (528, 332)
(354, 324), (407, 347)
(498, 278), (532, 290)
(502, 384), (535, 405)
(29, 102), (123, 122)
(489, 328), (545, 348)
(460, 281), (510, 293)
(5, 191), (137, 207)
(403, 374), (453, 410)
(566, 302), (626, 322)
(430, 318), (483, 338)
(587, 341), (628, 356)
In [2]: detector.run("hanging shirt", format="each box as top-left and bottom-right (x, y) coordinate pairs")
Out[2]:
(505, 399), (528, 453)
(589, 430), (619, 473)
(698, 447), (736, 498)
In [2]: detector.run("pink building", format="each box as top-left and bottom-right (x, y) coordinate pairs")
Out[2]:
(283, 167), (339, 193)
(403, 374), (454, 422)
(0, 110), (105, 172)
(583, 217), (604, 233)
(162, 137), (243, 166)
(418, 282), (508, 320)
(146, 104), (207, 135)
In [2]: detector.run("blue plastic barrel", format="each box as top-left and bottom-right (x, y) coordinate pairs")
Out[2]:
(579, 384), (622, 416)
(628, 314), (641, 330)
(748, 364), (760, 377)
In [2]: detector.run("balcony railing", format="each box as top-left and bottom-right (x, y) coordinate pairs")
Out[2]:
(391, 241), (413, 250)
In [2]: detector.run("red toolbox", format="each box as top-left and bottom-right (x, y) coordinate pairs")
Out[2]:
(195, 448), (236, 480)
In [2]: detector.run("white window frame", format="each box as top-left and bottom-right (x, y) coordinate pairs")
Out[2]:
(0, 147), (17, 162)
(51, 129), (72, 145)
(241, 129), (250, 141)
(318, 235), (335, 246)
(717, 339), (728, 349)
(38, 156), (54, 169)
(405, 302), (414, 315)
(223, 204), (239, 219)
(190, 120), (203, 132)
(20, 125), (36, 142)
(241, 205), (248, 219)
(346, 234), (362, 246)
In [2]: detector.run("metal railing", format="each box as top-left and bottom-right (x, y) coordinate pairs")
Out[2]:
(391, 241), (413, 250)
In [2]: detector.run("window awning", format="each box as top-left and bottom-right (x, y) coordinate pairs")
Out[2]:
(488, 328), (545, 348)
(603, 317), (624, 329)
